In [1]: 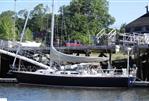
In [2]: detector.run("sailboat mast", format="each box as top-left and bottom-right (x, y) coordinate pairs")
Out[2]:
(49, 0), (55, 67)
(50, 0), (55, 47)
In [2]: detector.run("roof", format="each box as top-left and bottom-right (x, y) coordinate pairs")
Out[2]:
(126, 13), (149, 28)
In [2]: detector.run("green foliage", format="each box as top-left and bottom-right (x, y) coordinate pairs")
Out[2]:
(0, 11), (17, 40)
(119, 23), (127, 33)
(30, 4), (48, 32)
(0, 10), (15, 17)
(18, 9), (28, 19)
(0, 2), (115, 44)
(59, 0), (115, 44)
(71, 34), (90, 45)
(17, 4), (50, 42)
(24, 28), (33, 41)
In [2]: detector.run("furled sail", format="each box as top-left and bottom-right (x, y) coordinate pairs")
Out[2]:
(50, 46), (108, 63)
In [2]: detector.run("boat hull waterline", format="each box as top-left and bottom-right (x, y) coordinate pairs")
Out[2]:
(13, 72), (135, 87)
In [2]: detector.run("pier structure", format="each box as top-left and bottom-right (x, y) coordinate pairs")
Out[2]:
(116, 33), (149, 81)
(95, 29), (117, 46)
(95, 29), (149, 82)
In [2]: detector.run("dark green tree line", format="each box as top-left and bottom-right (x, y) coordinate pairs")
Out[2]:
(0, 0), (115, 45)
(0, 11), (17, 40)
(58, 0), (115, 44)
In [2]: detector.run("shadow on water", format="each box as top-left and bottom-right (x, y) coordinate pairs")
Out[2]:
(0, 83), (149, 101)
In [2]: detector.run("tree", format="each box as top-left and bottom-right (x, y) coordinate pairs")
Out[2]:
(30, 4), (47, 32)
(0, 11), (17, 40)
(16, 4), (51, 42)
(16, 9), (28, 35)
(24, 28), (33, 41)
(0, 4), (51, 42)
(119, 23), (127, 33)
(0, 10), (15, 18)
(59, 0), (115, 44)
(18, 9), (28, 19)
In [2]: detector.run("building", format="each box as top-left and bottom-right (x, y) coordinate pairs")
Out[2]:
(126, 5), (149, 33)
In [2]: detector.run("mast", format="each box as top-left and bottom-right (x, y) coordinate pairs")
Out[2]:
(50, 0), (55, 47)
(49, 0), (55, 67)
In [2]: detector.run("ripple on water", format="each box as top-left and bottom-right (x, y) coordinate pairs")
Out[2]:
(0, 84), (149, 101)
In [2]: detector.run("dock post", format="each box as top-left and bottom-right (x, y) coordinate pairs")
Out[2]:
(18, 59), (21, 71)
(136, 48), (143, 80)
(127, 47), (132, 76)
(108, 52), (112, 69)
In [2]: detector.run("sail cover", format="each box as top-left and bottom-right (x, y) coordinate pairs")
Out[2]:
(50, 47), (108, 63)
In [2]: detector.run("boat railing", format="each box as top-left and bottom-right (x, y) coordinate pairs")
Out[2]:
(85, 68), (137, 77)
(118, 33), (149, 45)
(10, 64), (40, 72)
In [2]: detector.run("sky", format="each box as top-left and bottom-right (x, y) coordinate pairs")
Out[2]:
(0, 0), (149, 28)
(109, 0), (149, 28)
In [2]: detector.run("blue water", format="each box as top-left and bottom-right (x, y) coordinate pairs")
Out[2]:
(0, 84), (149, 101)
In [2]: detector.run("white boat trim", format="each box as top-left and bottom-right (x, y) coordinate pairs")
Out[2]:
(14, 71), (131, 78)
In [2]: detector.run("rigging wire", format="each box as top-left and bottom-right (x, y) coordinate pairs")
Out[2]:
(12, 11), (30, 69)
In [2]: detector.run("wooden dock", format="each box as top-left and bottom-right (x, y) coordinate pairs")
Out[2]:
(0, 78), (17, 83)
(132, 81), (149, 87)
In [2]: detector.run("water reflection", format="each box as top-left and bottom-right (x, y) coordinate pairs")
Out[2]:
(0, 84), (148, 101)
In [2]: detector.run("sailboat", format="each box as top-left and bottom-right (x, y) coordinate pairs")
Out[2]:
(12, 0), (136, 87)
